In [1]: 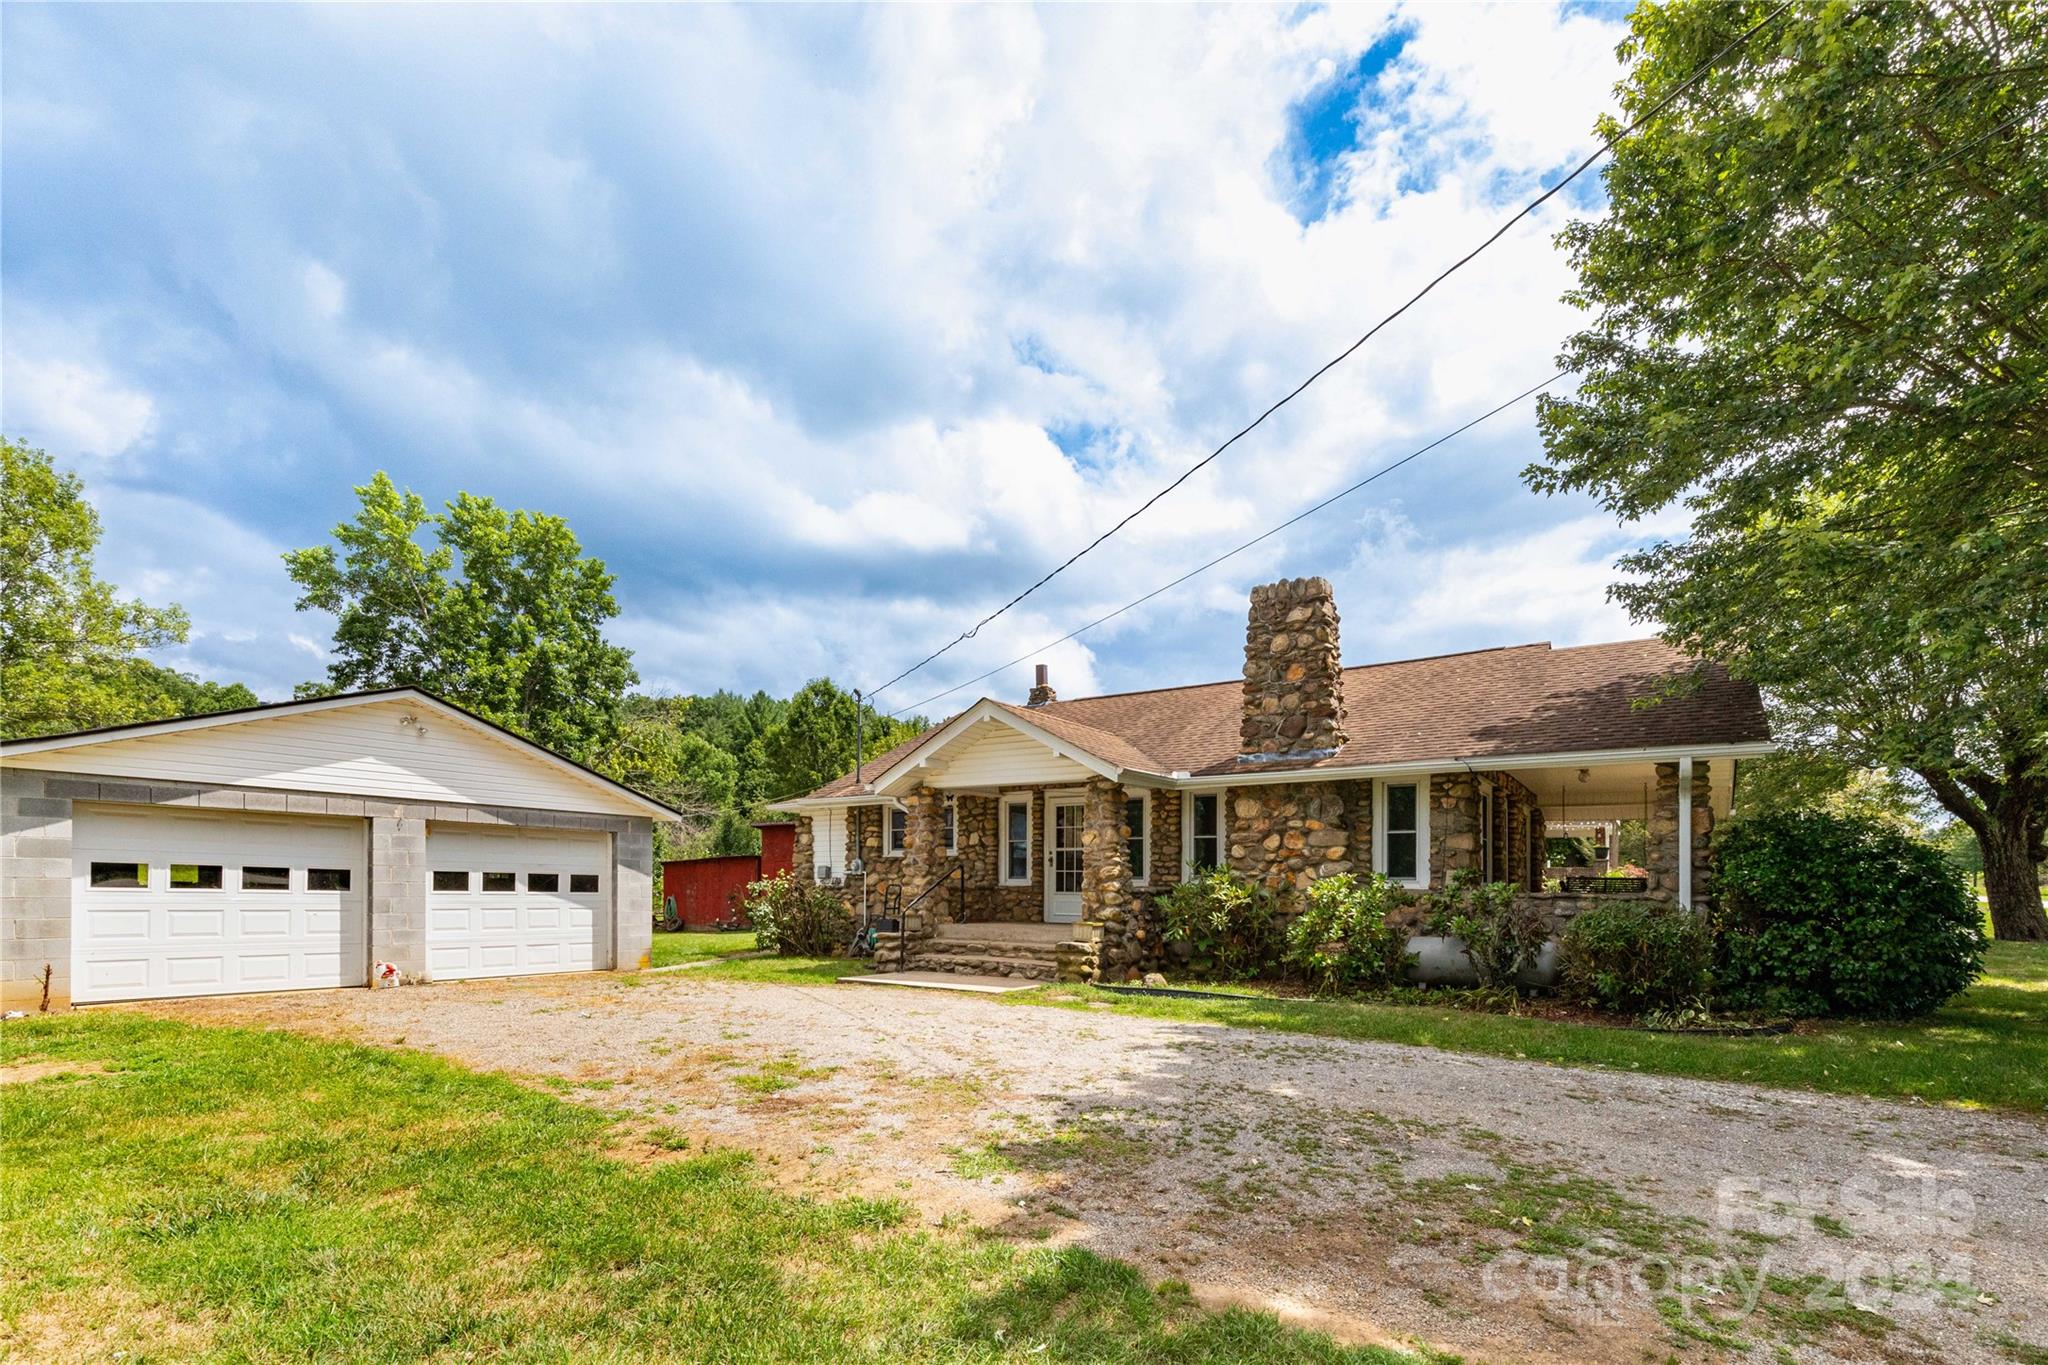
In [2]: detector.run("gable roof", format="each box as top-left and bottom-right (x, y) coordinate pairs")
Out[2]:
(0, 687), (682, 820)
(790, 638), (1770, 801)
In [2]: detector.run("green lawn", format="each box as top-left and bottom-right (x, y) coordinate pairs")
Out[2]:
(647, 928), (760, 969)
(0, 1013), (1422, 1363)
(1001, 942), (2048, 1114)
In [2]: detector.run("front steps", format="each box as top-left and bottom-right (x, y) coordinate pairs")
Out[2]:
(903, 921), (1097, 983)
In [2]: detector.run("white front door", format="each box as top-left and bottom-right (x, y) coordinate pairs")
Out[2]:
(71, 805), (367, 1004)
(1044, 793), (1085, 923)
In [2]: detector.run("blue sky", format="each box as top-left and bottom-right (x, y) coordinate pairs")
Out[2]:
(2, 1), (1666, 717)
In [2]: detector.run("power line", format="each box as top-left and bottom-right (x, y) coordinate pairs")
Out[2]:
(884, 372), (1566, 719)
(861, 1), (1795, 703)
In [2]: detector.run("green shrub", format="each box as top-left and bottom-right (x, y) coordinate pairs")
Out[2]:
(1423, 870), (1549, 992)
(1156, 867), (1284, 981)
(743, 872), (852, 957)
(1712, 811), (1984, 1019)
(1557, 899), (1713, 1016)
(1285, 873), (1414, 995)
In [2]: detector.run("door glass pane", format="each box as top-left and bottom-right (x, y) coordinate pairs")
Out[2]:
(482, 871), (516, 892)
(307, 868), (351, 891)
(241, 866), (289, 891)
(90, 861), (148, 888)
(570, 873), (599, 893)
(528, 872), (560, 893)
(170, 864), (223, 889)
(433, 870), (469, 892)
(1053, 804), (1083, 894)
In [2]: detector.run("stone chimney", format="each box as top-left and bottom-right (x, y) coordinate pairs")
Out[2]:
(1026, 663), (1057, 707)
(1239, 577), (1347, 759)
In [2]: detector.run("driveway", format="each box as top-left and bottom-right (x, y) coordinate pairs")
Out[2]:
(145, 972), (2048, 1364)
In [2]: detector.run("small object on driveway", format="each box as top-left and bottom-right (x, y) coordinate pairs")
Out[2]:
(375, 961), (403, 988)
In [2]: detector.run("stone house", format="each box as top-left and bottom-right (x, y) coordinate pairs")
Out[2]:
(773, 578), (1772, 982)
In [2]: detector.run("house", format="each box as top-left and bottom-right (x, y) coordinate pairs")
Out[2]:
(772, 577), (1772, 982)
(660, 820), (795, 929)
(0, 688), (672, 1010)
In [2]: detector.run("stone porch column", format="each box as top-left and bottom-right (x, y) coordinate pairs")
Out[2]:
(897, 785), (953, 934)
(1647, 761), (1713, 905)
(1080, 777), (1136, 980)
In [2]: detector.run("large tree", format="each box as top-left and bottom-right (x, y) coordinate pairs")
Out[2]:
(285, 473), (637, 760)
(757, 678), (925, 803)
(1529, 0), (2048, 938)
(1, 438), (256, 738)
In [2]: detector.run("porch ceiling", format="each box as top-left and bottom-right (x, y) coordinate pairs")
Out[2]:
(1502, 756), (1738, 824)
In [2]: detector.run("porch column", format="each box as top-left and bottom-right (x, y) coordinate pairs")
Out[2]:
(1678, 757), (1693, 909)
(898, 785), (953, 933)
(1649, 760), (1714, 906)
(1079, 777), (1131, 925)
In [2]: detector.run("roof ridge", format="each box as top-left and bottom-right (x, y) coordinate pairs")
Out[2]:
(1035, 640), (1567, 710)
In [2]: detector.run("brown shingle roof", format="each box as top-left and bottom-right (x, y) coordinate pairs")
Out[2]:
(793, 638), (1769, 800)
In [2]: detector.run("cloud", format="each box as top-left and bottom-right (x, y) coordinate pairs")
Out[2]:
(2, 2), (1648, 712)
(1, 345), (156, 459)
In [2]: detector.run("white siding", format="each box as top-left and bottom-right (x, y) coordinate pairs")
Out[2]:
(810, 808), (849, 879)
(923, 720), (1095, 789)
(16, 700), (645, 816)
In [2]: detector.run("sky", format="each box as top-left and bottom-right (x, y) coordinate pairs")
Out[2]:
(1, 1), (1677, 720)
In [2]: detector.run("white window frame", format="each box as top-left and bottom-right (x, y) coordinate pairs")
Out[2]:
(1374, 777), (1431, 890)
(1125, 791), (1150, 887)
(999, 796), (1033, 886)
(884, 804), (906, 858)
(1181, 788), (1227, 878)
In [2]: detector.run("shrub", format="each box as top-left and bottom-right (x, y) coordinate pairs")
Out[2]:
(1712, 811), (1984, 1019)
(1156, 867), (1285, 981)
(743, 872), (852, 957)
(1285, 873), (1415, 995)
(1557, 899), (1713, 1016)
(1423, 870), (1549, 992)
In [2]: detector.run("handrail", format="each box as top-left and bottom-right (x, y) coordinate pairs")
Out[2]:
(899, 862), (965, 922)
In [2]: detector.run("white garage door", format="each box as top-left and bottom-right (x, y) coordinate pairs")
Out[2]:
(424, 825), (609, 980)
(71, 805), (367, 1004)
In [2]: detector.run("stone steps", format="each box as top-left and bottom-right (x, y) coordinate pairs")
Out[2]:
(904, 951), (1056, 981)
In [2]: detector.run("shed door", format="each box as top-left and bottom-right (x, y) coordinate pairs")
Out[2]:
(424, 826), (609, 979)
(71, 805), (367, 1003)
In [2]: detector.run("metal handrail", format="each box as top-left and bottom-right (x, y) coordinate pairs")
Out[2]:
(898, 862), (965, 923)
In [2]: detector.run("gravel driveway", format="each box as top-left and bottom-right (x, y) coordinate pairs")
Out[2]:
(145, 972), (2048, 1364)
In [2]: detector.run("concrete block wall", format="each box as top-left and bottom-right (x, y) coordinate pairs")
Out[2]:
(0, 765), (655, 1010)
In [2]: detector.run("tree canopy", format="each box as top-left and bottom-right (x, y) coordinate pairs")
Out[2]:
(1529, 0), (2048, 938)
(1, 437), (255, 739)
(755, 678), (925, 803)
(285, 473), (638, 761)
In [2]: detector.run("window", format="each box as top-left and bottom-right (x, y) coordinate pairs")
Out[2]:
(886, 805), (907, 856)
(241, 866), (290, 891)
(89, 861), (148, 888)
(1001, 798), (1031, 885)
(433, 870), (470, 892)
(943, 797), (957, 854)
(570, 873), (599, 893)
(1125, 794), (1148, 884)
(1187, 792), (1224, 874)
(307, 868), (351, 892)
(482, 871), (516, 892)
(170, 864), (223, 890)
(528, 872), (560, 893)
(1379, 781), (1423, 885)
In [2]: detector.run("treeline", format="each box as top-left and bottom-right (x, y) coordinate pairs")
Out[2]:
(1, 441), (922, 859)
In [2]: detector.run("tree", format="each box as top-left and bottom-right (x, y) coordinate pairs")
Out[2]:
(757, 678), (925, 802)
(1528, 1), (2048, 938)
(285, 473), (637, 760)
(1732, 752), (1936, 835)
(1, 438), (253, 738)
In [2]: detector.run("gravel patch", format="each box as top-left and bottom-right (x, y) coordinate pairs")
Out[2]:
(139, 973), (2048, 1364)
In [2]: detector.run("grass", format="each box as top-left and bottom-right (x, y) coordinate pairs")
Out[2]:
(647, 928), (760, 969)
(1006, 941), (2048, 1114)
(0, 1012), (1426, 1363)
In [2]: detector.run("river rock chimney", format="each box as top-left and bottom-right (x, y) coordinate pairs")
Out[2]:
(1027, 663), (1057, 707)
(1239, 577), (1347, 760)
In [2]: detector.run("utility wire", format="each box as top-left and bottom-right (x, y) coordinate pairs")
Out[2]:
(861, 1), (1795, 703)
(884, 372), (1566, 719)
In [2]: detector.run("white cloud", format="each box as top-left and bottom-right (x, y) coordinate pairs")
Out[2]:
(1, 350), (157, 459)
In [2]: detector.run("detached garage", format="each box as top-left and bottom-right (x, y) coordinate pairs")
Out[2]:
(1, 688), (673, 1010)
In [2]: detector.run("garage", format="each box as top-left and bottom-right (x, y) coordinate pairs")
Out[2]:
(71, 805), (368, 1004)
(1, 687), (669, 1011)
(425, 825), (609, 979)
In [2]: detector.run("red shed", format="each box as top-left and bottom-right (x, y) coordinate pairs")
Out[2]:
(659, 821), (797, 930)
